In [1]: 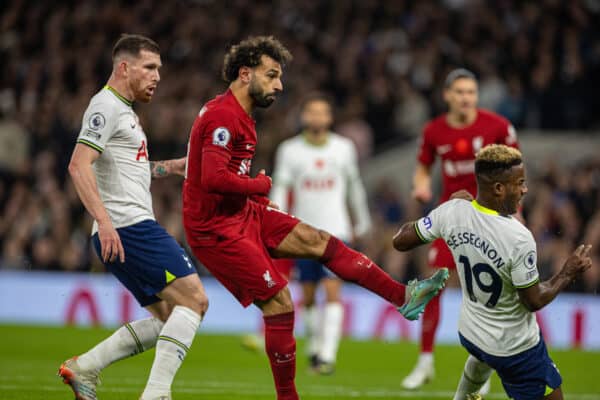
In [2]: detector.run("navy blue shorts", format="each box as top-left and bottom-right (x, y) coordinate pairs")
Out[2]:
(460, 333), (562, 400)
(296, 258), (337, 283)
(92, 219), (196, 307)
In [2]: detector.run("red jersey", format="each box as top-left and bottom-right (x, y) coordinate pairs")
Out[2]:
(183, 90), (271, 247)
(417, 109), (519, 203)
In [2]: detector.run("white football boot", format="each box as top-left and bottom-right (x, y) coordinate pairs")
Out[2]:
(401, 357), (434, 389)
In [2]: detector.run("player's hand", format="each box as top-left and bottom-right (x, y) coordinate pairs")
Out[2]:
(97, 220), (125, 263)
(254, 169), (272, 195)
(561, 244), (592, 280)
(412, 187), (432, 203)
(267, 201), (280, 210)
(450, 189), (473, 201)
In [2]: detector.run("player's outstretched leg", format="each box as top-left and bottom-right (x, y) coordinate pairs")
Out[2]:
(318, 235), (448, 319)
(59, 317), (164, 400)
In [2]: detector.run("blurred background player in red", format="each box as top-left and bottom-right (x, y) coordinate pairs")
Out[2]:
(270, 93), (372, 374)
(403, 68), (520, 393)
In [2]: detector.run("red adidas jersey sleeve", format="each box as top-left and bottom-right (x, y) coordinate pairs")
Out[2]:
(200, 112), (271, 196)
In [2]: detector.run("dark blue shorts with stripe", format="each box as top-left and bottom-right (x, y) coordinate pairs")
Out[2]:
(92, 219), (196, 306)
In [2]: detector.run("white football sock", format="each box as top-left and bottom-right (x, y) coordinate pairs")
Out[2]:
(417, 352), (434, 368)
(142, 305), (201, 398)
(453, 355), (493, 400)
(77, 317), (164, 372)
(318, 302), (344, 364)
(303, 306), (321, 357)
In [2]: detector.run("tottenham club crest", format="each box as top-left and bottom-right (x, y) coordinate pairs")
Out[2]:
(212, 127), (231, 147)
(88, 112), (106, 131)
(525, 250), (537, 270)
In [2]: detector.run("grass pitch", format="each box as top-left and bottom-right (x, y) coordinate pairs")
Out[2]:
(0, 324), (599, 400)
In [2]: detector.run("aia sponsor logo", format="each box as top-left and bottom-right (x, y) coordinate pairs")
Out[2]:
(302, 177), (335, 190)
(136, 140), (149, 161)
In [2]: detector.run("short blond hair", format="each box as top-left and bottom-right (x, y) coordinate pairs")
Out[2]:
(475, 144), (522, 181)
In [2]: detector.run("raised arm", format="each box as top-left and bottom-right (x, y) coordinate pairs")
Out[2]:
(201, 149), (271, 196)
(149, 157), (187, 178)
(393, 200), (453, 252)
(393, 221), (427, 252)
(68, 144), (124, 263)
(518, 244), (592, 312)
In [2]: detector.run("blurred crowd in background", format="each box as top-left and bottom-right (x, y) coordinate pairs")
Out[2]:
(0, 0), (599, 293)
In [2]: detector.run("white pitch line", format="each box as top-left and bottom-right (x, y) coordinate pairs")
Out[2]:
(1, 382), (600, 399)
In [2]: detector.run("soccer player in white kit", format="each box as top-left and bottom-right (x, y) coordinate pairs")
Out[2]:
(393, 144), (592, 400)
(59, 34), (208, 400)
(270, 93), (372, 374)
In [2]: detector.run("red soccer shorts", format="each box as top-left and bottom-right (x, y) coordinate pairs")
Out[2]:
(428, 238), (456, 269)
(190, 203), (300, 307)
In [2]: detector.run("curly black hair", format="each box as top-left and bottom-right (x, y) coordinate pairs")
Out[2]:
(222, 36), (292, 83)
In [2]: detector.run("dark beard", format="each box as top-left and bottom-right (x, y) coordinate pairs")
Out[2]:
(249, 81), (275, 108)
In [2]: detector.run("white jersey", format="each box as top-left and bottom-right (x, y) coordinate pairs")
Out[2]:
(415, 199), (540, 356)
(271, 133), (371, 241)
(77, 86), (154, 234)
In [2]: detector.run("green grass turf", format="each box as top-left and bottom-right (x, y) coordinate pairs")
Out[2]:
(0, 324), (599, 400)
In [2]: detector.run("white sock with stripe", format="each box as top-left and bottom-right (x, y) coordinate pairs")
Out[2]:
(142, 305), (201, 398)
(453, 355), (493, 400)
(318, 302), (344, 364)
(77, 317), (164, 372)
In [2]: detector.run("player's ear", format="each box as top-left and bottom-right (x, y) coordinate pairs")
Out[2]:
(116, 59), (128, 78)
(493, 182), (504, 197)
(442, 88), (451, 103)
(239, 66), (252, 84)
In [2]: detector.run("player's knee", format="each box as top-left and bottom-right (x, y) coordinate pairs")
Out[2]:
(303, 297), (316, 308)
(191, 291), (209, 317)
(178, 288), (209, 318)
(295, 224), (330, 256)
(279, 288), (295, 312)
(272, 286), (294, 313)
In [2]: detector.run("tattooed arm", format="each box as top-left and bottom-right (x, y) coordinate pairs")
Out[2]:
(149, 157), (186, 179)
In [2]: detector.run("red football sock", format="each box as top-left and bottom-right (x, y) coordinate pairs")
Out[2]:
(320, 236), (406, 306)
(421, 290), (442, 353)
(263, 312), (298, 400)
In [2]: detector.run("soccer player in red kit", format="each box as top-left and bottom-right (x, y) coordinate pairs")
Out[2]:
(402, 69), (519, 393)
(183, 36), (449, 400)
